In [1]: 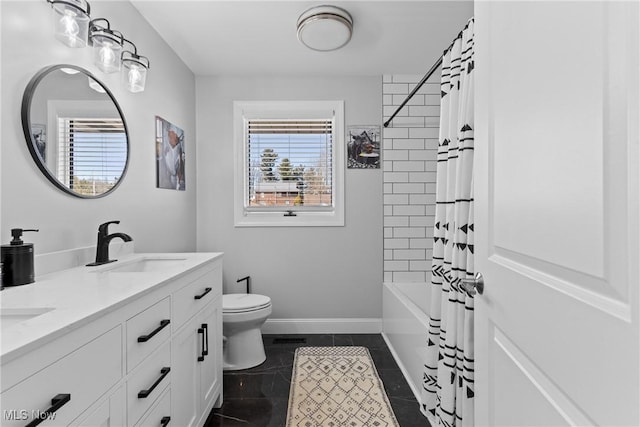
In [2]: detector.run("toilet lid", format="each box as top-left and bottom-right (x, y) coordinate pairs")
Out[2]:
(223, 293), (271, 313)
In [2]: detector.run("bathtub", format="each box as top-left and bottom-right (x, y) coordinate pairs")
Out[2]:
(382, 282), (431, 414)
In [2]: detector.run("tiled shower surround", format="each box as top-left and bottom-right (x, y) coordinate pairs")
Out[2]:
(382, 74), (440, 283)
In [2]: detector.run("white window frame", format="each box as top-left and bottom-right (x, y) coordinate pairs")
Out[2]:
(233, 100), (345, 227)
(48, 100), (124, 185)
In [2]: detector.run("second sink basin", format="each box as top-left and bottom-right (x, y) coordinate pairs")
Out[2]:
(95, 257), (187, 273)
(0, 307), (55, 330)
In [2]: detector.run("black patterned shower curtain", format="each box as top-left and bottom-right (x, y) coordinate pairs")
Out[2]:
(422, 17), (475, 427)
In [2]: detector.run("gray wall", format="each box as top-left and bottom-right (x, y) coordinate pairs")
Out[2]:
(1, 1), (197, 255)
(195, 76), (383, 320)
(3, 2), (386, 323)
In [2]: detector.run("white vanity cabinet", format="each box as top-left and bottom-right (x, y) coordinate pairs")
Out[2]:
(126, 296), (172, 373)
(0, 326), (123, 427)
(171, 265), (223, 427)
(70, 386), (126, 427)
(134, 388), (171, 427)
(0, 253), (223, 427)
(197, 301), (222, 416)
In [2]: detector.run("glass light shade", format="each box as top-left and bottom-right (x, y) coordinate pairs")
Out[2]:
(92, 35), (122, 73)
(122, 60), (147, 93)
(60, 67), (80, 74)
(297, 6), (353, 52)
(51, 1), (90, 48)
(88, 76), (106, 93)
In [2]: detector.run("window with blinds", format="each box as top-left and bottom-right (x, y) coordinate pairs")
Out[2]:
(234, 100), (344, 227)
(57, 117), (127, 196)
(247, 119), (333, 210)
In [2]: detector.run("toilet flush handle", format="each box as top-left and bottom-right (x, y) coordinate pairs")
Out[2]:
(237, 276), (251, 294)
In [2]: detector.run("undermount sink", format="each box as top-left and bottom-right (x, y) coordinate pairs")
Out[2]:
(0, 307), (55, 330)
(95, 257), (187, 273)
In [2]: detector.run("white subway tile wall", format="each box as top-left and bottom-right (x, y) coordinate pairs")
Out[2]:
(383, 74), (440, 283)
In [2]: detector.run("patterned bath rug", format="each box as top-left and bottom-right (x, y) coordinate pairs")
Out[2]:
(286, 346), (400, 427)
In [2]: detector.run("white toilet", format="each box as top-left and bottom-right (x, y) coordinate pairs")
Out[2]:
(222, 293), (272, 371)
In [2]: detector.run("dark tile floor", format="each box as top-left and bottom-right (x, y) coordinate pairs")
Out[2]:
(204, 334), (430, 426)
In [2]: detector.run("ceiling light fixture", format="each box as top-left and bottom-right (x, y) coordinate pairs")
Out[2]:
(89, 18), (124, 74)
(297, 5), (353, 52)
(46, 0), (91, 48)
(44, 0), (150, 93)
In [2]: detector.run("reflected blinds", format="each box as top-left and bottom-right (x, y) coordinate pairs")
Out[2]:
(57, 117), (126, 195)
(246, 119), (334, 209)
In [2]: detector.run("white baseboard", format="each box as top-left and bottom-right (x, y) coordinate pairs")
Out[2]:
(262, 318), (382, 334)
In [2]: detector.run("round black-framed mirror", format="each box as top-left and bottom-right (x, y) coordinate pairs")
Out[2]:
(21, 64), (129, 198)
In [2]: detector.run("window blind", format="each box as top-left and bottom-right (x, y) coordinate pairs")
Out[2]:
(246, 119), (334, 210)
(57, 117), (127, 196)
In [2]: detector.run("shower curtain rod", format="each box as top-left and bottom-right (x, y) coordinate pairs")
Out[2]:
(383, 55), (443, 128)
(384, 20), (472, 128)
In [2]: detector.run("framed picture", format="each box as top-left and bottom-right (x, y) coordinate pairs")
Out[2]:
(155, 116), (186, 190)
(347, 125), (381, 169)
(31, 124), (47, 162)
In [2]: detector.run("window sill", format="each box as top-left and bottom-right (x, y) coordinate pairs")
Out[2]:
(234, 210), (344, 227)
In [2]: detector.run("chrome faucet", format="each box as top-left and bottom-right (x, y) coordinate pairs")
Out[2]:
(87, 221), (132, 266)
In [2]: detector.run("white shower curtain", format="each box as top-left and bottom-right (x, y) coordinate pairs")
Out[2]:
(422, 18), (475, 427)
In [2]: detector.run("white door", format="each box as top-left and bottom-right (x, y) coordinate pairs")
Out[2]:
(474, 1), (639, 426)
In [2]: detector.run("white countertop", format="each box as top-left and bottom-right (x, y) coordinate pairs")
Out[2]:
(0, 252), (223, 363)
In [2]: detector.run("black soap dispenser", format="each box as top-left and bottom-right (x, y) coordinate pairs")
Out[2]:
(1, 228), (39, 287)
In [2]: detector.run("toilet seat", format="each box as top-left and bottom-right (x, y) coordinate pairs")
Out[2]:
(223, 293), (271, 313)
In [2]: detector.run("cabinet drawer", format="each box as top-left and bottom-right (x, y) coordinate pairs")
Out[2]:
(127, 297), (171, 372)
(135, 387), (171, 427)
(70, 385), (125, 427)
(127, 341), (171, 425)
(172, 268), (221, 330)
(0, 326), (122, 427)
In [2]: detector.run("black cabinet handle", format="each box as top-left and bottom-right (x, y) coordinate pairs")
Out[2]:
(202, 323), (209, 357)
(25, 393), (71, 427)
(160, 416), (171, 426)
(138, 367), (170, 398)
(138, 319), (171, 343)
(197, 327), (205, 362)
(194, 287), (212, 300)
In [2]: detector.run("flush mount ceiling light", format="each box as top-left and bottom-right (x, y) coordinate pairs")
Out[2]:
(297, 5), (353, 52)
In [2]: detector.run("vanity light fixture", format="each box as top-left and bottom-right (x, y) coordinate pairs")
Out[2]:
(88, 18), (124, 73)
(46, 0), (91, 48)
(121, 39), (150, 93)
(296, 5), (353, 52)
(44, 0), (150, 93)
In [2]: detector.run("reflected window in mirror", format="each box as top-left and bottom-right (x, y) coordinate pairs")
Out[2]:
(57, 116), (126, 195)
(22, 64), (129, 198)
